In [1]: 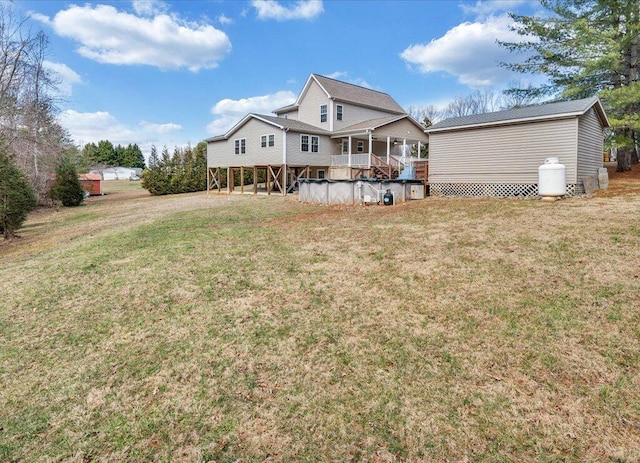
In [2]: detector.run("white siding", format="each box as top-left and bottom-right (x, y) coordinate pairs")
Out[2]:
(429, 118), (579, 184)
(297, 81), (331, 128)
(285, 133), (334, 166)
(333, 101), (401, 131)
(208, 118), (283, 168)
(577, 108), (604, 185)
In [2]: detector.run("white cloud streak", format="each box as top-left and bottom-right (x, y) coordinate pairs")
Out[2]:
(43, 61), (82, 96)
(38, 4), (231, 72)
(207, 90), (296, 135)
(252, 0), (324, 21)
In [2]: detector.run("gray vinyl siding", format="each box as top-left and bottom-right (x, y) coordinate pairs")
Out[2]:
(333, 102), (400, 131)
(577, 108), (604, 184)
(285, 133), (334, 166)
(297, 81), (331, 129)
(429, 118), (579, 184)
(207, 118), (283, 168)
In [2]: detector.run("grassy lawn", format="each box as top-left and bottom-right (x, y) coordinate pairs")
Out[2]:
(1, 176), (640, 462)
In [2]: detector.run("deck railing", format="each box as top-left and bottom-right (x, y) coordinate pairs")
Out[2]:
(330, 154), (370, 166)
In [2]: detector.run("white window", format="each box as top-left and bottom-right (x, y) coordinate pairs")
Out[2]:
(301, 135), (319, 153)
(337, 105), (343, 121)
(341, 140), (348, 154)
(234, 138), (246, 155)
(301, 135), (309, 152)
(320, 105), (327, 123)
(261, 134), (275, 148)
(357, 141), (364, 152)
(311, 136), (319, 153)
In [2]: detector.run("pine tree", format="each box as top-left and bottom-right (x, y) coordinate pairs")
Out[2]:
(0, 149), (37, 239)
(50, 154), (85, 207)
(501, 0), (639, 171)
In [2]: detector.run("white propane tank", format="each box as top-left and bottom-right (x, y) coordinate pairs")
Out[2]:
(538, 157), (566, 197)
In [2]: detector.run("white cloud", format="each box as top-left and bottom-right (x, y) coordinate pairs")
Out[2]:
(460, 0), (528, 17)
(43, 61), (82, 96)
(217, 14), (233, 25)
(252, 0), (323, 21)
(132, 0), (169, 16)
(400, 14), (525, 87)
(207, 90), (296, 135)
(59, 110), (138, 145)
(40, 4), (231, 72)
(139, 121), (183, 134)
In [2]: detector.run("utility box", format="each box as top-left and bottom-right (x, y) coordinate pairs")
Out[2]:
(410, 184), (425, 199)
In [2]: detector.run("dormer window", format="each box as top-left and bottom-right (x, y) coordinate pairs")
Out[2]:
(337, 105), (343, 121)
(320, 105), (327, 123)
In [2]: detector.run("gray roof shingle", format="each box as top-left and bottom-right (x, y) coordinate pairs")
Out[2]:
(428, 96), (608, 132)
(311, 74), (405, 114)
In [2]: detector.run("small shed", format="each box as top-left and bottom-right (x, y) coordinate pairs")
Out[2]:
(78, 173), (103, 196)
(426, 97), (610, 197)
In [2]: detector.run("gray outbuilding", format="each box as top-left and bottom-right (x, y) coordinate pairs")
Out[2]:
(426, 97), (610, 197)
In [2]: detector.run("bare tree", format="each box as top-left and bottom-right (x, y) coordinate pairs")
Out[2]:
(406, 104), (442, 127)
(0, 4), (69, 202)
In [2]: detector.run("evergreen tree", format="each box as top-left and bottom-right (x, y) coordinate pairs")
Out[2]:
(95, 140), (116, 165)
(0, 149), (37, 239)
(500, 0), (639, 171)
(141, 142), (208, 195)
(50, 154), (84, 207)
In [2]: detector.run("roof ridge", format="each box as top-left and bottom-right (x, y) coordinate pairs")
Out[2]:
(312, 73), (393, 97)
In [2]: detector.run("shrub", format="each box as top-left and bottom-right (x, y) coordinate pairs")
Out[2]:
(0, 151), (37, 239)
(50, 155), (85, 207)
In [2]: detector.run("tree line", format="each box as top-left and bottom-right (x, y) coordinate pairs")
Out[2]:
(0, 5), (85, 238)
(141, 142), (207, 195)
(80, 140), (146, 170)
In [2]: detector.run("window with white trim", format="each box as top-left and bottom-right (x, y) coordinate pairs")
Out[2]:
(261, 134), (275, 148)
(341, 140), (348, 154)
(234, 138), (246, 155)
(336, 104), (343, 121)
(317, 169), (326, 179)
(357, 141), (364, 152)
(320, 105), (327, 123)
(301, 134), (320, 153)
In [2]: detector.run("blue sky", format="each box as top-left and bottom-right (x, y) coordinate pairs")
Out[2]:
(13, 0), (541, 159)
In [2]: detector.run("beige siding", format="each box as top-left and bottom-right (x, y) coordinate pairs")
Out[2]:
(298, 81), (331, 128)
(577, 108), (604, 184)
(333, 102), (401, 131)
(372, 119), (428, 141)
(285, 133), (334, 166)
(429, 118), (579, 184)
(208, 118), (284, 168)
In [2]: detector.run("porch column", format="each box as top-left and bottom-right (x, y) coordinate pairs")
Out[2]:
(282, 128), (287, 196)
(368, 131), (372, 169)
(417, 141), (421, 158)
(348, 136), (352, 167)
(386, 136), (391, 164)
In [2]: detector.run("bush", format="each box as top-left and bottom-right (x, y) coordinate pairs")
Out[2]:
(0, 151), (38, 239)
(50, 155), (85, 207)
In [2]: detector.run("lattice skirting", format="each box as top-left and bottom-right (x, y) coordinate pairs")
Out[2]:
(430, 183), (577, 198)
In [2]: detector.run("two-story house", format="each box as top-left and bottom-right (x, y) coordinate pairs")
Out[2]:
(206, 74), (429, 195)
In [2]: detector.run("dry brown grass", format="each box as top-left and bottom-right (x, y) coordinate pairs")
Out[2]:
(1, 176), (640, 462)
